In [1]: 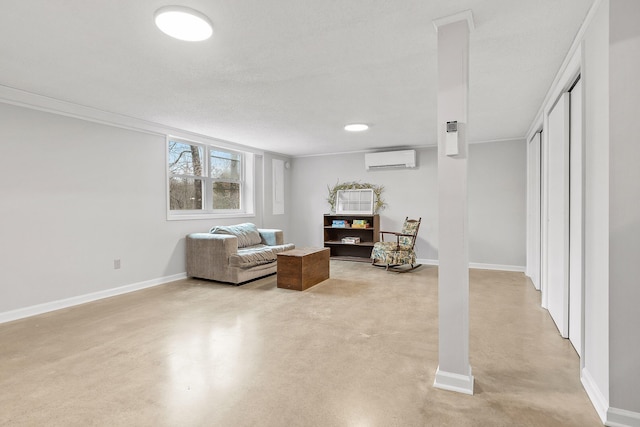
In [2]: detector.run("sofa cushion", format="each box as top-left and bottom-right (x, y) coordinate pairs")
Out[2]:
(210, 223), (262, 248)
(229, 244), (278, 268)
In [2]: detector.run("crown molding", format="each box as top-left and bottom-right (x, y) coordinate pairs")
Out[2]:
(0, 84), (266, 155)
(433, 10), (475, 32)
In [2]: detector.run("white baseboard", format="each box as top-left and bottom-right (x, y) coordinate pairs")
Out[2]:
(433, 365), (474, 395)
(607, 407), (640, 427)
(417, 259), (525, 272)
(580, 367), (640, 426)
(581, 367), (608, 423)
(0, 273), (187, 324)
(469, 262), (525, 272)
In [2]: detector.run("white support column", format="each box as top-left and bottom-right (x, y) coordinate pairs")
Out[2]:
(433, 10), (474, 395)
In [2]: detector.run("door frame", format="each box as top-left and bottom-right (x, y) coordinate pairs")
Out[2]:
(568, 77), (584, 356)
(526, 132), (542, 291)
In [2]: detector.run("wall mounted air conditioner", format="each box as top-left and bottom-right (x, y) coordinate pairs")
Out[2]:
(364, 150), (416, 170)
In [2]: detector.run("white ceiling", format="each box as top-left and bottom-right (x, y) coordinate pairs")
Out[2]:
(0, 1), (593, 157)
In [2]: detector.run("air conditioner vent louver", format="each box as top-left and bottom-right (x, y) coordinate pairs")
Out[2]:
(364, 150), (416, 170)
(368, 163), (406, 169)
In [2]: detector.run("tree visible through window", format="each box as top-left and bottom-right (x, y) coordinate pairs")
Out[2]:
(168, 139), (243, 213)
(210, 150), (241, 209)
(169, 141), (203, 210)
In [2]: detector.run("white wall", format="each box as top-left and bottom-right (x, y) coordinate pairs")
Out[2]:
(290, 140), (526, 269)
(290, 148), (437, 259)
(0, 99), (525, 318)
(468, 140), (527, 268)
(582, 0), (610, 415)
(0, 102), (291, 317)
(608, 0), (640, 414)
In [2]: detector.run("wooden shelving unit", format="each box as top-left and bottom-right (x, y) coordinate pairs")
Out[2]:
(323, 214), (380, 262)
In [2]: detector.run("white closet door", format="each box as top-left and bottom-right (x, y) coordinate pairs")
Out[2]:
(546, 93), (570, 338)
(569, 79), (583, 355)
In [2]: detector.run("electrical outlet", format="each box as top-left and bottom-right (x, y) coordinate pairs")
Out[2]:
(114, 259), (121, 269)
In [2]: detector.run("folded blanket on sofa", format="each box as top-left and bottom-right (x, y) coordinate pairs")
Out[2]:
(210, 223), (262, 248)
(229, 245), (278, 268)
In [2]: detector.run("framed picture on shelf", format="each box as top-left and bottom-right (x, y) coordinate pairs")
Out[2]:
(336, 189), (374, 214)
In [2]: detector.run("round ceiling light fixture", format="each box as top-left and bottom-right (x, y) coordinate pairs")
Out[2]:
(344, 123), (369, 132)
(154, 6), (213, 41)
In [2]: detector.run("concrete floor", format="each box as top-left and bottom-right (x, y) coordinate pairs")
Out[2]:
(0, 261), (601, 426)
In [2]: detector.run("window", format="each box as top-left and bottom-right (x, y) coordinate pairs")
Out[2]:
(336, 189), (374, 214)
(210, 149), (241, 209)
(167, 137), (254, 219)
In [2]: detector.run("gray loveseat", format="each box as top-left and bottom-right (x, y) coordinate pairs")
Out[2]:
(186, 223), (295, 284)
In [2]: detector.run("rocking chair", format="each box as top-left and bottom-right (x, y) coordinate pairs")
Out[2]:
(370, 217), (421, 272)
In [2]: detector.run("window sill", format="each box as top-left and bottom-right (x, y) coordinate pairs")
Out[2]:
(166, 212), (256, 221)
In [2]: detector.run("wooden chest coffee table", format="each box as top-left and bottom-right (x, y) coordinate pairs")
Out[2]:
(277, 247), (330, 291)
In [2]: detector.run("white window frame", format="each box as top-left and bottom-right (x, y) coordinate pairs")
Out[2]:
(166, 136), (255, 220)
(336, 189), (374, 214)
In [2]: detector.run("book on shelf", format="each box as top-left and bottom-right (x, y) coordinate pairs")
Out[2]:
(332, 219), (349, 228)
(341, 236), (361, 244)
(351, 219), (370, 229)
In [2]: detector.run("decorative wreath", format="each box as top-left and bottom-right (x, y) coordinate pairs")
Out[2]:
(326, 181), (386, 214)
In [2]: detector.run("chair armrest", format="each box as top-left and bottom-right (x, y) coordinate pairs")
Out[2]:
(379, 231), (416, 246)
(380, 231), (414, 237)
(258, 229), (284, 246)
(379, 230), (399, 242)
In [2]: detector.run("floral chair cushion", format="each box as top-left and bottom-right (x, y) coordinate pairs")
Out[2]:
(399, 220), (420, 247)
(370, 217), (421, 268)
(371, 242), (417, 266)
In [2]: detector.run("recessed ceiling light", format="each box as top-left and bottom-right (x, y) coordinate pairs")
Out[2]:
(154, 6), (213, 42)
(344, 124), (369, 132)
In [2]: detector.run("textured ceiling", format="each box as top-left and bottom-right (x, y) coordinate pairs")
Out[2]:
(0, 1), (594, 156)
